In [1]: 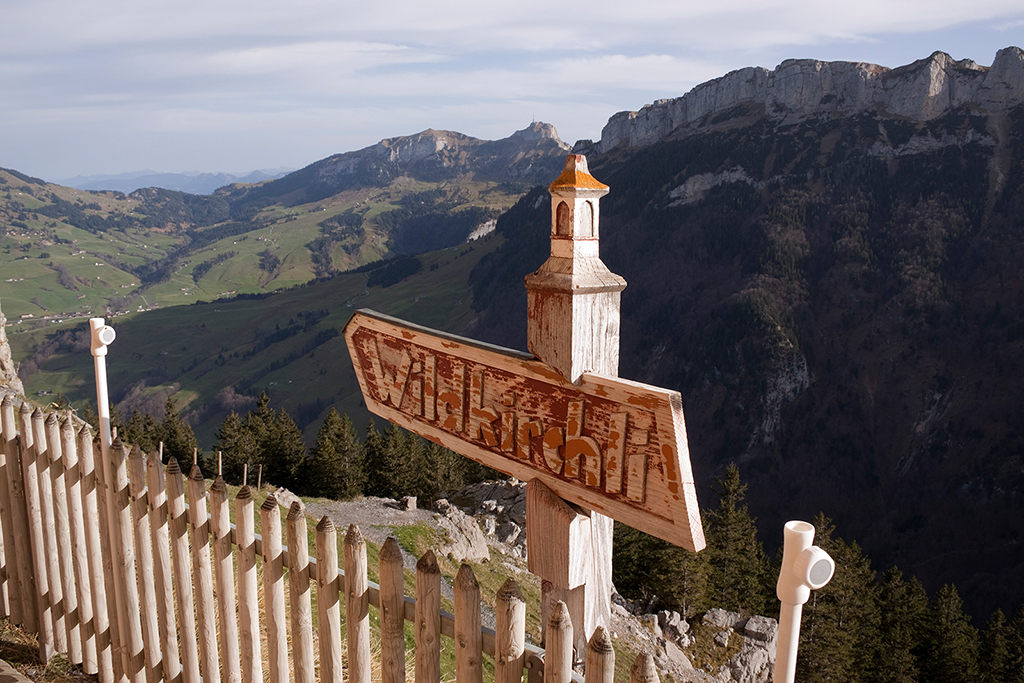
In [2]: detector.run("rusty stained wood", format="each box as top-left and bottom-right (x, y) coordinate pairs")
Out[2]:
(344, 309), (705, 552)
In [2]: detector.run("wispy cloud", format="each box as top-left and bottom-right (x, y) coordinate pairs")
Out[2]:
(1, 0), (1021, 178)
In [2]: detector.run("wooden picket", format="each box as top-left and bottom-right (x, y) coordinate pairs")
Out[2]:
(0, 401), (663, 683)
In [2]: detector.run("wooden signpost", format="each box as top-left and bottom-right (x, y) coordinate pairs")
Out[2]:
(345, 310), (702, 550)
(345, 154), (704, 661)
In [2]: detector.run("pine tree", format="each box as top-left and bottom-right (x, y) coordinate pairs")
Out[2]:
(310, 409), (364, 499)
(613, 522), (710, 618)
(1008, 606), (1024, 683)
(797, 514), (880, 683)
(704, 463), (769, 614)
(920, 584), (979, 683)
(362, 419), (385, 496)
(216, 410), (256, 484)
(872, 567), (929, 683)
(263, 406), (308, 492)
(123, 409), (158, 454)
(158, 396), (197, 464)
(980, 609), (1012, 683)
(420, 441), (471, 502)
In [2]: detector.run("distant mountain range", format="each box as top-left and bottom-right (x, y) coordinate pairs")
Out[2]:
(56, 168), (295, 195)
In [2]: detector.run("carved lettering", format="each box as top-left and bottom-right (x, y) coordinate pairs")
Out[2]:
(437, 362), (465, 432)
(516, 419), (541, 461)
(542, 427), (564, 474)
(605, 412), (627, 494)
(423, 354), (436, 421)
(563, 400), (602, 488)
(370, 340), (413, 409)
(468, 370), (500, 447)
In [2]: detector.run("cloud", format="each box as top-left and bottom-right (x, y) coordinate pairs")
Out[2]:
(1, 0), (1022, 178)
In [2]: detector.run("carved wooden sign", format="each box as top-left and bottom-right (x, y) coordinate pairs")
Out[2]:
(344, 309), (705, 551)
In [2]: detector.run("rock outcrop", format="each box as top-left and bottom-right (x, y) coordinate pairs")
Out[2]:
(308, 122), (570, 193)
(0, 303), (24, 396)
(434, 499), (491, 563)
(591, 47), (1024, 153)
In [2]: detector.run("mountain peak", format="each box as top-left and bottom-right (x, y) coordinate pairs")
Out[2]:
(509, 121), (562, 143)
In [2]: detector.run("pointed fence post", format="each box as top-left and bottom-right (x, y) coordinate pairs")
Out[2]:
(127, 445), (161, 683)
(455, 564), (482, 683)
(2, 396), (36, 633)
(210, 476), (241, 683)
(146, 450), (180, 683)
(628, 654), (659, 683)
(543, 601), (573, 683)
(63, 419), (97, 675)
(287, 501), (314, 683)
(109, 438), (146, 683)
(20, 403), (55, 662)
(0, 399), (16, 622)
(166, 458), (201, 683)
(316, 518), (343, 683)
(187, 464), (220, 683)
(45, 413), (80, 664)
(92, 435), (124, 683)
(495, 579), (526, 683)
(343, 524), (370, 683)
(584, 627), (614, 683)
(79, 427), (113, 683)
(33, 408), (67, 655)
(235, 485), (262, 683)
(260, 494), (288, 683)
(379, 537), (406, 683)
(415, 550), (441, 683)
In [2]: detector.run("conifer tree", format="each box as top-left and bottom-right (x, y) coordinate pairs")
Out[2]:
(310, 409), (364, 499)
(797, 514), (880, 683)
(921, 584), (979, 683)
(123, 409), (158, 454)
(263, 405), (308, 492)
(362, 419), (388, 496)
(420, 441), (471, 502)
(613, 523), (710, 618)
(1007, 606), (1024, 683)
(704, 463), (769, 614)
(980, 609), (1012, 683)
(873, 567), (929, 683)
(216, 410), (254, 483)
(158, 396), (197, 464)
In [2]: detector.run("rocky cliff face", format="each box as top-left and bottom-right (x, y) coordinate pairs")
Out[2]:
(0, 304), (24, 396)
(592, 47), (1024, 153)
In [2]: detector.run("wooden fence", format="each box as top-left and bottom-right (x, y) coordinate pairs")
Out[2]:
(0, 397), (660, 683)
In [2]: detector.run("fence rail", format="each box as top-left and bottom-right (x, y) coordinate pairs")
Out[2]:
(0, 397), (659, 683)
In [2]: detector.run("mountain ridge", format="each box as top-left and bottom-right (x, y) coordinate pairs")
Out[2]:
(586, 46), (1024, 154)
(56, 168), (295, 195)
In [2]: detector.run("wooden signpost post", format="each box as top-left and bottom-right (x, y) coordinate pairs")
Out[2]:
(345, 154), (705, 662)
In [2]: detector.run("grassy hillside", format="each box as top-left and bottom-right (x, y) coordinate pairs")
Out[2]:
(10, 232), (505, 449)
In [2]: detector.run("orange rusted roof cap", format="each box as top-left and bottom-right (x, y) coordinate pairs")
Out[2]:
(549, 154), (609, 191)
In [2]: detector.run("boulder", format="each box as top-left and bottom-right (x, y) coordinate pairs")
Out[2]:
(436, 502), (490, 563)
(743, 615), (777, 643)
(704, 608), (743, 630)
(729, 642), (772, 683)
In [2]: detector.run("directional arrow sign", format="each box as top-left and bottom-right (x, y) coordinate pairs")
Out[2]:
(344, 309), (705, 551)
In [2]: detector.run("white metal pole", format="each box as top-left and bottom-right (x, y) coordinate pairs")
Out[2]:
(773, 520), (835, 683)
(89, 318), (116, 458)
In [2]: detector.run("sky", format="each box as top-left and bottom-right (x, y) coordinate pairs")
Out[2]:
(2, 0), (1023, 183)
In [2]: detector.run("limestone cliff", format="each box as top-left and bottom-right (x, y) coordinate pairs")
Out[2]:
(0, 303), (24, 396)
(591, 47), (1024, 153)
